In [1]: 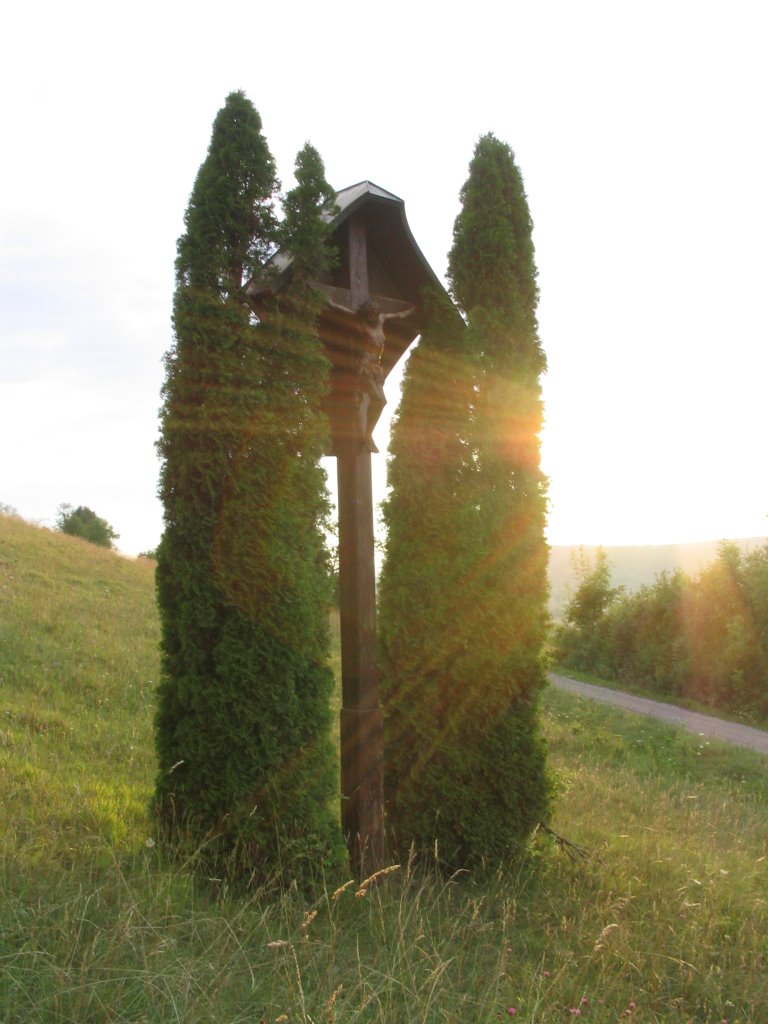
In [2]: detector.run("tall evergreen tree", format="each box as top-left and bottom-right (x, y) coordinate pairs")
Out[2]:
(379, 135), (550, 870)
(278, 142), (338, 279)
(154, 95), (342, 882)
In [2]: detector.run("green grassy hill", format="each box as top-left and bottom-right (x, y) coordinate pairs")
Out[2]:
(0, 513), (159, 862)
(2, 514), (767, 1021)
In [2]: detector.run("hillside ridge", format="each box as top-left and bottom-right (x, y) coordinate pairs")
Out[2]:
(549, 536), (768, 617)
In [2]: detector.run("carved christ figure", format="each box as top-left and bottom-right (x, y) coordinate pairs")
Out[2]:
(326, 297), (415, 452)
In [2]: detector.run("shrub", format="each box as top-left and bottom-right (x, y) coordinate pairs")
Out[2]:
(55, 504), (119, 548)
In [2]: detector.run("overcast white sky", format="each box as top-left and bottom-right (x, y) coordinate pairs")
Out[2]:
(2, 0), (766, 555)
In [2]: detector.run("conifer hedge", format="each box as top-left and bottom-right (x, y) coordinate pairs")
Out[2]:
(379, 135), (551, 870)
(154, 94), (343, 882)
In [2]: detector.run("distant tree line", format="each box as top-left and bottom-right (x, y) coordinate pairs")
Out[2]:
(553, 542), (768, 720)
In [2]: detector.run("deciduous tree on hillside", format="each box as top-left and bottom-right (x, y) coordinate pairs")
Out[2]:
(379, 135), (551, 869)
(552, 548), (622, 674)
(563, 548), (619, 630)
(154, 94), (342, 882)
(56, 504), (119, 548)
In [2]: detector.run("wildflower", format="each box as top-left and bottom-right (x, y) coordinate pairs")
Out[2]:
(507, 1008), (517, 1016)
(145, 837), (156, 848)
(542, 970), (551, 977)
(628, 1002), (636, 1010)
(570, 1010), (581, 1017)
(581, 997), (589, 1005)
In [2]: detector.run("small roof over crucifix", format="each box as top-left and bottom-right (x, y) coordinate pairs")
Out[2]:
(247, 180), (448, 380)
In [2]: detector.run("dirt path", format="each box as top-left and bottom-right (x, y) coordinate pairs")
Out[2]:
(548, 672), (768, 756)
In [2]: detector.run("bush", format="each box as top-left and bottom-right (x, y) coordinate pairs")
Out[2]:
(55, 504), (119, 548)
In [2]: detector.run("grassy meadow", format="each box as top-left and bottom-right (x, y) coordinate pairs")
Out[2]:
(1, 513), (767, 1022)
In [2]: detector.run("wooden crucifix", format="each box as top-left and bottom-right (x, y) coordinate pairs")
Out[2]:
(248, 181), (443, 875)
(320, 215), (416, 875)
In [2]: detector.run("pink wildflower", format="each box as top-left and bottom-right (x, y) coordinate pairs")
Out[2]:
(507, 1009), (517, 1016)
(581, 996), (589, 1005)
(570, 1010), (581, 1017)
(629, 1002), (636, 1010)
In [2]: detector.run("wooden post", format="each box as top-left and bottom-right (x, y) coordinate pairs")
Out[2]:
(336, 213), (384, 874)
(337, 443), (384, 872)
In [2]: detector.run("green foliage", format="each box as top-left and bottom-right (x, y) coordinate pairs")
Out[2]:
(681, 543), (768, 715)
(555, 541), (768, 719)
(604, 569), (689, 693)
(379, 135), (550, 871)
(175, 91), (278, 297)
(552, 548), (621, 674)
(55, 503), (119, 548)
(563, 548), (619, 629)
(278, 142), (338, 279)
(154, 94), (343, 883)
(449, 134), (540, 332)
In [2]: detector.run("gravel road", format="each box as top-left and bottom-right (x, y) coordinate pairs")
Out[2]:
(548, 672), (768, 756)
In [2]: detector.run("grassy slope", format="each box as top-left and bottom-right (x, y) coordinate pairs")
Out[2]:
(0, 515), (159, 861)
(2, 515), (767, 1023)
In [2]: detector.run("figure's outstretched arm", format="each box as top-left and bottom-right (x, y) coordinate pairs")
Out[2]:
(326, 296), (354, 315)
(381, 305), (416, 322)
